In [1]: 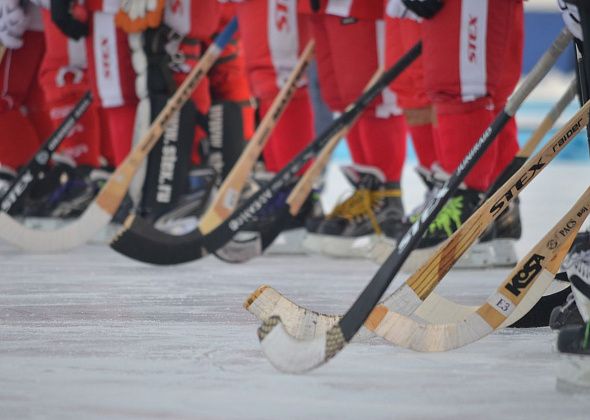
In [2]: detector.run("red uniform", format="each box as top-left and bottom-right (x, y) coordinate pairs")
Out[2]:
(164, 0), (254, 164)
(385, 15), (440, 170)
(84, 1), (137, 166)
(234, 0), (314, 173)
(39, 10), (103, 168)
(208, 4), (256, 141)
(0, 6), (49, 170)
(302, 0), (408, 182)
(422, 0), (523, 191)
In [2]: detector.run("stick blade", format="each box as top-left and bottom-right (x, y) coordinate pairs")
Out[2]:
(110, 214), (207, 265)
(258, 315), (343, 374)
(0, 202), (110, 252)
(245, 285), (341, 340)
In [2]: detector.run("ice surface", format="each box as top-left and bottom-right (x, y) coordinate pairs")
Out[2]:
(1, 163), (590, 419)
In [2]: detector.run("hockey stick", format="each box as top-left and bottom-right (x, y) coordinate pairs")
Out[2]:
(255, 28), (572, 373)
(0, 45), (6, 63)
(361, 101), (590, 348)
(125, 41), (313, 255)
(199, 40), (315, 233)
(110, 42), (423, 264)
(214, 68), (385, 263)
(0, 18), (238, 252)
(286, 68), (385, 215)
(0, 91), (93, 214)
(371, 78), (579, 269)
(244, 79), (578, 338)
(367, 190), (586, 352)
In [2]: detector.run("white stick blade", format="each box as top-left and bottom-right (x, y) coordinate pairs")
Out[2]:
(0, 203), (111, 252)
(258, 316), (330, 374)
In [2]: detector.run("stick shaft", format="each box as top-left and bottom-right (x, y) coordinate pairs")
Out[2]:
(486, 79), (576, 197)
(95, 18), (238, 215)
(0, 91), (93, 213)
(221, 43), (422, 240)
(287, 68), (384, 215)
(339, 28), (571, 341)
(200, 41), (315, 232)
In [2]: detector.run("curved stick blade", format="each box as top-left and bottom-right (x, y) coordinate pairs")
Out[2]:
(258, 316), (344, 374)
(0, 203), (111, 252)
(110, 214), (207, 265)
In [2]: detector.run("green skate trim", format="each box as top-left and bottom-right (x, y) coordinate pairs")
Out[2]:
(427, 195), (464, 237)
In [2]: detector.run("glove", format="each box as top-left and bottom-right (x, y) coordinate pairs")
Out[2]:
(115, 0), (165, 33)
(386, 0), (422, 21)
(0, 0), (28, 49)
(557, 0), (583, 40)
(50, 0), (89, 40)
(401, 0), (443, 19)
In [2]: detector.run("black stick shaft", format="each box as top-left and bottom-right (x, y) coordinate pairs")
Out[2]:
(0, 91), (93, 213)
(207, 43), (423, 251)
(339, 29), (571, 341)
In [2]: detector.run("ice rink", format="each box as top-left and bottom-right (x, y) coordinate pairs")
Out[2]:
(2, 161), (590, 419)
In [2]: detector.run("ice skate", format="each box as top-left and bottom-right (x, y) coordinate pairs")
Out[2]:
(400, 187), (482, 273)
(302, 164), (406, 258)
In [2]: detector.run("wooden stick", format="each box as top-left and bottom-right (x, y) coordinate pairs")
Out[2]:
(244, 93), (588, 340)
(286, 67), (383, 215)
(198, 41), (315, 234)
(0, 19), (238, 252)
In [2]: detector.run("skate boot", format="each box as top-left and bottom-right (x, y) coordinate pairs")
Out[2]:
(550, 291), (584, 330)
(451, 197), (522, 269)
(267, 185), (325, 255)
(303, 164), (405, 258)
(23, 159), (108, 222)
(561, 231), (590, 321)
(472, 198), (521, 268)
(153, 166), (218, 235)
(369, 164), (442, 265)
(400, 187), (482, 273)
(246, 170), (323, 238)
(556, 232), (590, 391)
(214, 176), (303, 262)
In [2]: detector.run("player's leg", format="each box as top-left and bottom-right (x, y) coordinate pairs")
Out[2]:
(304, 12), (407, 257)
(236, 0), (314, 175)
(0, 31), (46, 195)
(415, 0), (523, 252)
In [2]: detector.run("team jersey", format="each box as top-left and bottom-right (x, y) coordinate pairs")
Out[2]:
(298, 0), (384, 20)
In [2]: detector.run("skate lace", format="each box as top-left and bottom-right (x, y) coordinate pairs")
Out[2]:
(328, 188), (401, 235)
(427, 196), (464, 237)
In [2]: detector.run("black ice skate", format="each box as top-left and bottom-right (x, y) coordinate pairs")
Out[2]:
(303, 164), (406, 258)
(214, 175), (320, 262)
(453, 197), (522, 270)
(152, 166), (218, 235)
(22, 159), (109, 221)
(550, 233), (590, 330)
(400, 187), (482, 273)
(550, 291), (584, 330)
